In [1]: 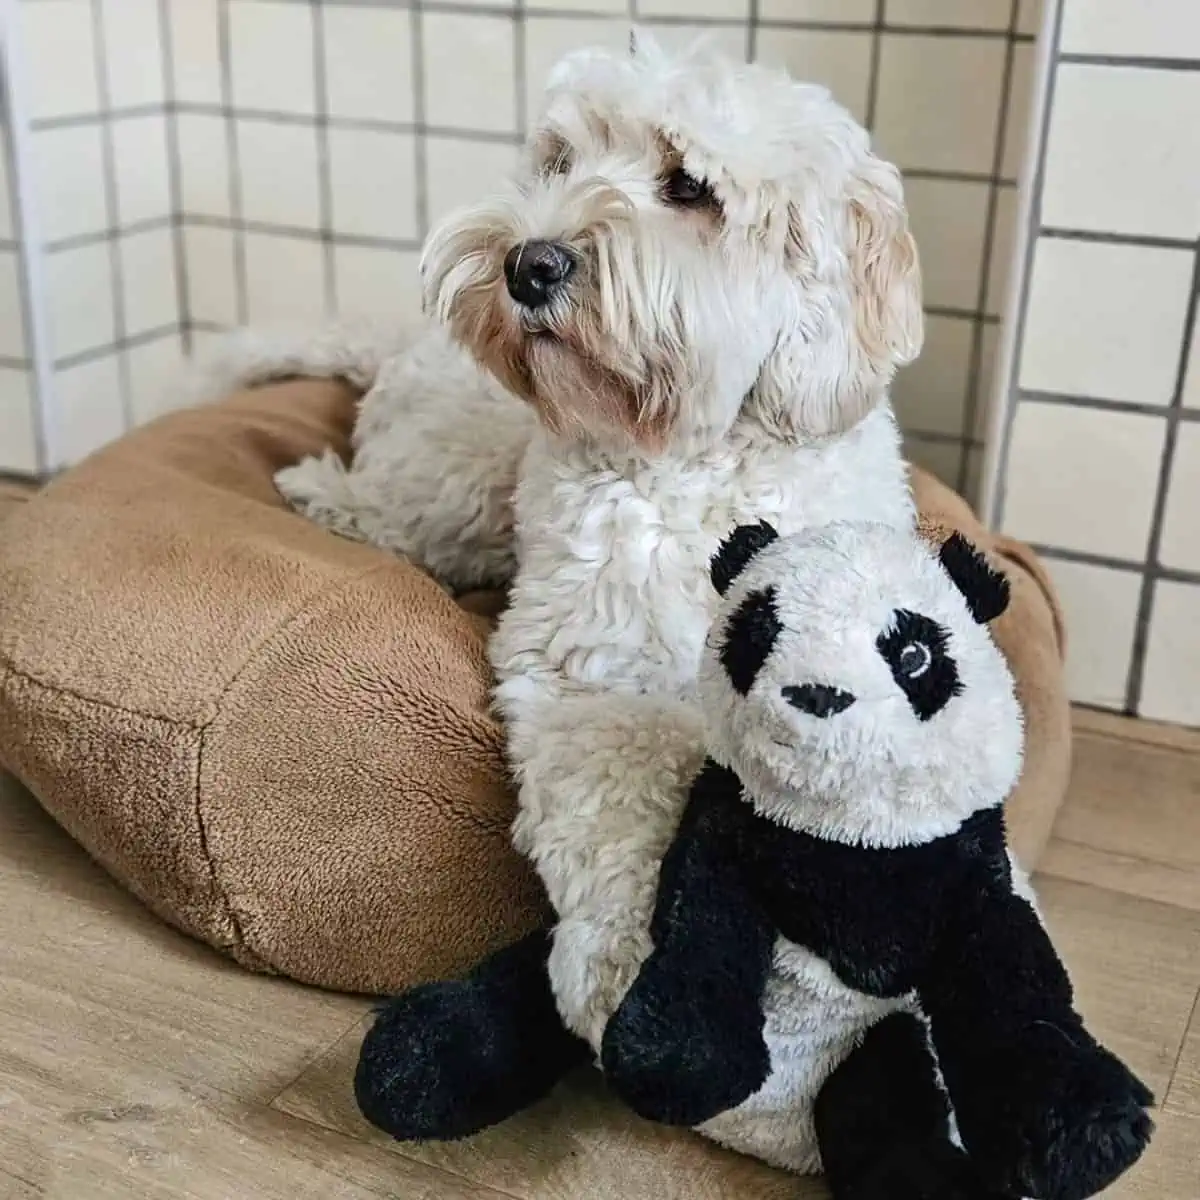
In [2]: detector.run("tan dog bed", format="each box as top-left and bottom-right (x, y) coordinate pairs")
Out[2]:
(0, 379), (1071, 994)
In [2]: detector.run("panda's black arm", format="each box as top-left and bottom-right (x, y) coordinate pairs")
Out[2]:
(919, 846), (1078, 1053)
(647, 759), (774, 952)
(917, 843), (1154, 1198)
(600, 759), (778, 1127)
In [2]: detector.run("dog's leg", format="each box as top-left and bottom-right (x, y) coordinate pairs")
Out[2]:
(814, 1013), (1012, 1200)
(276, 337), (538, 591)
(499, 692), (710, 1050)
(354, 929), (590, 1142)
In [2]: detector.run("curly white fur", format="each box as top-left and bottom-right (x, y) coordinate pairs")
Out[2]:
(212, 33), (929, 1172)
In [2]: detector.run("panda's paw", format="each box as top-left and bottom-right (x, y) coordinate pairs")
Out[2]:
(956, 1032), (1154, 1200)
(600, 962), (769, 1127)
(354, 931), (588, 1142)
(839, 1139), (1013, 1200)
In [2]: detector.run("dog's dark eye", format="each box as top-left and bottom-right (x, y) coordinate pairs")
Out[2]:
(661, 167), (714, 208)
(897, 642), (931, 679)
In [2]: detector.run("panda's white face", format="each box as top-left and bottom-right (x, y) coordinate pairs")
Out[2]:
(699, 522), (1025, 848)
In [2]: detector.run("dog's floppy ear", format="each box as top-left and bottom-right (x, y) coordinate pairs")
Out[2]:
(938, 533), (1010, 624)
(711, 521), (779, 596)
(846, 155), (923, 385)
(750, 150), (923, 441)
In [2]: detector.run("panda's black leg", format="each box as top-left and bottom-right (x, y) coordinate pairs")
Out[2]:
(814, 1012), (1014, 1200)
(354, 928), (590, 1142)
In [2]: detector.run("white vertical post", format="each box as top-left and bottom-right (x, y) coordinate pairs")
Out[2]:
(0, 0), (59, 474)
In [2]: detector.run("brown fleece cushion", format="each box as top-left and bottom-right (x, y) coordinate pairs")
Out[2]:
(0, 380), (1071, 994)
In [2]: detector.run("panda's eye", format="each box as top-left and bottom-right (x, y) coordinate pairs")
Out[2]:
(898, 642), (931, 679)
(877, 610), (961, 722)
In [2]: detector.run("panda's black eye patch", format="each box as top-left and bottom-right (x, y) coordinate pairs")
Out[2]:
(877, 609), (961, 721)
(720, 586), (782, 696)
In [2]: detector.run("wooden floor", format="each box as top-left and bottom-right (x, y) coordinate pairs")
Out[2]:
(0, 709), (1196, 1198)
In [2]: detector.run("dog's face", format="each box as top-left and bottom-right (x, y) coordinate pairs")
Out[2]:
(422, 33), (923, 454)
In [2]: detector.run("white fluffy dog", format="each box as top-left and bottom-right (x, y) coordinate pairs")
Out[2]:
(226, 32), (933, 1184)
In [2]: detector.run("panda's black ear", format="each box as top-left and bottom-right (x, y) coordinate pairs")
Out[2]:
(938, 532), (1010, 624)
(710, 521), (779, 596)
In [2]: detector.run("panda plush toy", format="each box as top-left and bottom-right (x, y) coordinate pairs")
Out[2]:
(599, 520), (1154, 1200)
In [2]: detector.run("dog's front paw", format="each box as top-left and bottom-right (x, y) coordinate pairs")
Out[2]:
(274, 452), (368, 541)
(956, 1029), (1154, 1200)
(838, 1139), (1013, 1200)
(600, 958), (769, 1127)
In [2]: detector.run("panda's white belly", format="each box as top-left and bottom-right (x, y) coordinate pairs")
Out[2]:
(701, 940), (909, 1173)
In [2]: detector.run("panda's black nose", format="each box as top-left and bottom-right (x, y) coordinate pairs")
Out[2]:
(783, 684), (856, 718)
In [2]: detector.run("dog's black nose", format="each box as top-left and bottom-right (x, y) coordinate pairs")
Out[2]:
(504, 240), (574, 308)
(783, 684), (856, 718)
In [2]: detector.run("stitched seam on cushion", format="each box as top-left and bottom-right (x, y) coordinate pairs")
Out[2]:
(0, 659), (189, 759)
(192, 719), (262, 966)
(0, 658), (255, 965)
(187, 562), (401, 965)
(0, 565), (397, 967)
(189, 561), (526, 967)
(4, 566), (403, 968)
(1, 562), (519, 974)
(0, 655), (207, 727)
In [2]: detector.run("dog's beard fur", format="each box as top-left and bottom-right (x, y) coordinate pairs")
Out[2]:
(420, 36), (924, 459)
